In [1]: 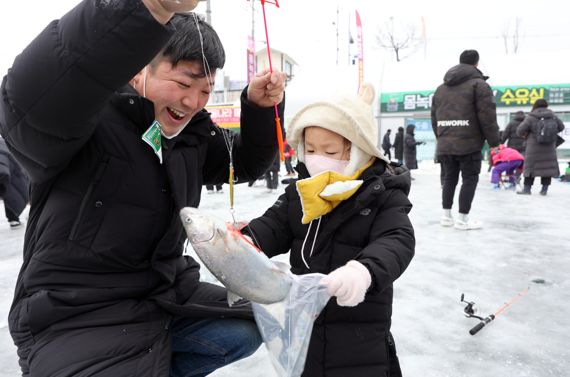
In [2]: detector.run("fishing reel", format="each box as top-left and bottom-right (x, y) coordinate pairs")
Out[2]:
(460, 293), (483, 320)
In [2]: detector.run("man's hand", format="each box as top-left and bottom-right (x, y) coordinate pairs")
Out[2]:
(247, 69), (286, 108)
(143, 0), (202, 24)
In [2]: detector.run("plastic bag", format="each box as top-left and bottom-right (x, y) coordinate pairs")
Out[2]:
(252, 273), (331, 377)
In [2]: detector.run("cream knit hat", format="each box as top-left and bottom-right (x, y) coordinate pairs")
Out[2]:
(287, 83), (389, 175)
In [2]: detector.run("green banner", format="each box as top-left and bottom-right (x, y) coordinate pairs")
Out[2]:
(380, 84), (570, 113)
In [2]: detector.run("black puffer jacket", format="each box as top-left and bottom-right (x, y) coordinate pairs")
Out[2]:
(0, 1), (281, 375)
(431, 64), (500, 155)
(404, 125), (420, 170)
(0, 138), (29, 217)
(517, 108), (565, 178)
(245, 160), (415, 377)
(502, 111), (527, 153)
(393, 129), (404, 160)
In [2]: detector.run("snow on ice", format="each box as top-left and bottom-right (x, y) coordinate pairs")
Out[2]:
(1, 162), (569, 377)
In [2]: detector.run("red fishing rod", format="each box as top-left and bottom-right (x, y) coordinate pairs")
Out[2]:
(460, 287), (529, 335)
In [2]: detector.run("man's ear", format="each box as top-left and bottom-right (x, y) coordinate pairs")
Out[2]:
(130, 67), (147, 95)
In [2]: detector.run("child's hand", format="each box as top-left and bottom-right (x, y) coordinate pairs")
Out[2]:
(320, 260), (371, 307)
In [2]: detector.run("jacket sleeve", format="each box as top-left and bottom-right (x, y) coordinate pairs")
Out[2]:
(357, 189), (415, 294)
(474, 81), (500, 148)
(242, 193), (293, 258)
(430, 94), (438, 138)
(516, 117), (531, 137)
(0, 0), (173, 183)
(556, 117), (566, 132)
(202, 88), (283, 184)
(502, 123), (512, 144)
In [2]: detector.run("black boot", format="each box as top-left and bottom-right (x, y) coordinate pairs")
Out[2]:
(539, 185), (548, 196)
(517, 185), (532, 195)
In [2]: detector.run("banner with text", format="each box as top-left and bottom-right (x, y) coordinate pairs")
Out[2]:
(380, 84), (570, 113)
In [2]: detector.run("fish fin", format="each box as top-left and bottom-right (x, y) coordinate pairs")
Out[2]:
(227, 291), (243, 307)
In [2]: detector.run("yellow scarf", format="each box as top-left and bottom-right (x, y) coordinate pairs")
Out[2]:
(296, 159), (374, 224)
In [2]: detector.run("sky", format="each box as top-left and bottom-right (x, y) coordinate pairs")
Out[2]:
(1, 0), (570, 109)
(2, 162), (570, 376)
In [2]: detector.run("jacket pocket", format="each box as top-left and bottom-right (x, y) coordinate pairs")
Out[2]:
(68, 160), (109, 241)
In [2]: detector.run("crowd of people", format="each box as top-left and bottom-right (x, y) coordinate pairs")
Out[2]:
(381, 49), (565, 230)
(0, 1), (565, 377)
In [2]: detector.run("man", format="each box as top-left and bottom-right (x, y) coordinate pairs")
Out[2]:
(393, 126), (404, 164)
(431, 50), (500, 230)
(501, 110), (527, 154)
(0, 138), (29, 228)
(0, 0), (286, 376)
(382, 128), (392, 160)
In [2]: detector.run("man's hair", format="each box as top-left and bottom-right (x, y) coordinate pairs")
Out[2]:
(155, 13), (226, 72)
(532, 98), (548, 111)
(459, 50), (479, 65)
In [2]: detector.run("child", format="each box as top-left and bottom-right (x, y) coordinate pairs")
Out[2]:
(243, 84), (415, 377)
(490, 145), (524, 189)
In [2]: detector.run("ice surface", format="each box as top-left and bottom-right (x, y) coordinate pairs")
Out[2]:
(1, 162), (569, 377)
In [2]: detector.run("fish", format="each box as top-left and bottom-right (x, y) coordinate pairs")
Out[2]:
(180, 207), (293, 305)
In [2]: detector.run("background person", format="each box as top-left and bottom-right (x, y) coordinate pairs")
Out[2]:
(516, 99), (565, 196)
(0, 138), (29, 229)
(502, 111), (527, 154)
(393, 126), (405, 164)
(382, 128), (393, 160)
(431, 49), (500, 230)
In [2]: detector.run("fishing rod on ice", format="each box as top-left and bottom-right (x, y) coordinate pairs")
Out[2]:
(460, 287), (529, 335)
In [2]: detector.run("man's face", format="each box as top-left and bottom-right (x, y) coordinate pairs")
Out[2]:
(133, 59), (216, 136)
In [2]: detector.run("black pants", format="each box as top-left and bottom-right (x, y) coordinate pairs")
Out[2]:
(205, 184), (222, 191)
(265, 170), (279, 190)
(284, 158), (294, 174)
(5, 205), (19, 222)
(383, 148), (392, 161)
(439, 151), (482, 214)
(524, 176), (551, 186)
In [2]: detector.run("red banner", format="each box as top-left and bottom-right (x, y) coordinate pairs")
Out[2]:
(207, 106), (241, 129)
(355, 10), (363, 91)
(247, 35), (255, 84)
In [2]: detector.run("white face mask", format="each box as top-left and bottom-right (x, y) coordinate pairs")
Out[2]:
(305, 154), (350, 176)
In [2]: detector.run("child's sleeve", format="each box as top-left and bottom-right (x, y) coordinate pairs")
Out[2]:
(357, 189), (415, 294)
(242, 193), (293, 258)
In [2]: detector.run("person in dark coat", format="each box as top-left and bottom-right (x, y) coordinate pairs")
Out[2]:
(0, 138), (29, 228)
(283, 139), (296, 175)
(382, 128), (392, 160)
(404, 124), (424, 175)
(431, 49), (500, 230)
(0, 2), (286, 376)
(265, 152), (281, 192)
(516, 99), (565, 195)
(393, 126), (405, 164)
(502, 111), (527, 154)
(244, 84), (415, 377)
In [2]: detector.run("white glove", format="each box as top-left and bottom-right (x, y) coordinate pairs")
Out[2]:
(320, 260), (371, 307)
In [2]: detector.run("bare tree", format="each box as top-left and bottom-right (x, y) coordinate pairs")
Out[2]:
(501, 17), (523, 54)
(501, 19), (510, 54)
(512, 17), (521, 53)
(375, 17), (421, 62)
